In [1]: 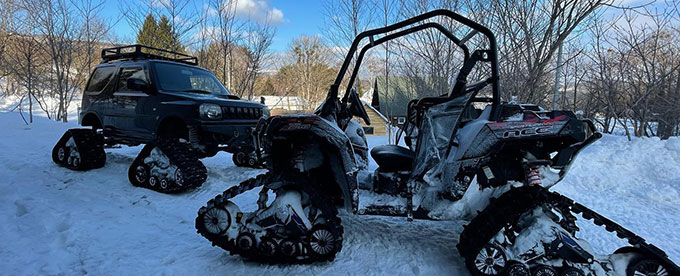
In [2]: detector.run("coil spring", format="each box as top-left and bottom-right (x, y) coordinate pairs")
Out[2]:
(188, 126), (200, 148)
(525, 165), (542, 186)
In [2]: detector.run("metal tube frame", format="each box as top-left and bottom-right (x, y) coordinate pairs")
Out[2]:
(330, 9), (501, 120)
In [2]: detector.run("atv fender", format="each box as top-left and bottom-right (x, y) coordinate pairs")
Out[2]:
(261, 115), (360, 213)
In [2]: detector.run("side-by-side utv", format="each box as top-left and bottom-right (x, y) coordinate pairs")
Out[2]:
(195, 10), (678, 276)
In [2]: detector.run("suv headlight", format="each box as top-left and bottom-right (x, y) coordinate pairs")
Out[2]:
(262, 107), (270, 118)
(200, 103), (222, 120)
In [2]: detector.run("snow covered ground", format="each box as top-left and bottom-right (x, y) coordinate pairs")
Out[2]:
(0, 111), (678, 275)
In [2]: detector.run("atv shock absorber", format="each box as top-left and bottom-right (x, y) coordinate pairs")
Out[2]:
(525, 165), (541, 186)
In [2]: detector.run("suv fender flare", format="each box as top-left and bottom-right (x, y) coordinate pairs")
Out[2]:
(81, 112), (103, 129)
(262, 115), (359, 213)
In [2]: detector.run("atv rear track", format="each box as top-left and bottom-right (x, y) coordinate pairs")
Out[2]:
(195, 173), (344, 263)
(458, 185), (679, 276)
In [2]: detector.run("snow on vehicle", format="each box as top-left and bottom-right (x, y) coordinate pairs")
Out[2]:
(195, 10), (679, 275)
(52, 45), (267, 193)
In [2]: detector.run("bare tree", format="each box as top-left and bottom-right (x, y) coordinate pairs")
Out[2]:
(213, 0), (242, 90)
(323, 0), (374, 92)
(19, 0), (110, 122)
(195, 0), (277, 99)
(5, 33), (49, 122)
(582, 4), (680, 139)
(473, 0), (614, 105)
(0, 0), (17, 89)
(231, 20), (275, 100)
(279, 36), (336, 111)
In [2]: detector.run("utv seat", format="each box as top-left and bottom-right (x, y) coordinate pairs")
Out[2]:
(370, 145), (415, 172)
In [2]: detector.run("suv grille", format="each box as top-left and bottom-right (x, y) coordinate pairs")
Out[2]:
(222, 106), (263, 120)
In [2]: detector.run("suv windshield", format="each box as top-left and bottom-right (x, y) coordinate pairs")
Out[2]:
(153, 62), (230, 95)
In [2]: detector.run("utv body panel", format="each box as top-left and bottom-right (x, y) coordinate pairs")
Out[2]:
(261, 114), (360, 212)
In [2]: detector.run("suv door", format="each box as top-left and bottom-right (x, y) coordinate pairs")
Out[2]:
(111, 66), (154, 140)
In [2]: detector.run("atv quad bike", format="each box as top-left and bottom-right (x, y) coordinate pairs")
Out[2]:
(195, 10), (679, 275)
(52, 45), (267, 194)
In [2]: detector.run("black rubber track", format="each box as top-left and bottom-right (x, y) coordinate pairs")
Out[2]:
(195, 173), (343, 263)
(52, 128), (106, 171)
(128, 139), (207, 193)
(456, 185), (679, 276)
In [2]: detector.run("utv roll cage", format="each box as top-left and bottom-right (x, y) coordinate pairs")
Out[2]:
(330, 9), (502, 121)
(101, 44), (199, 66)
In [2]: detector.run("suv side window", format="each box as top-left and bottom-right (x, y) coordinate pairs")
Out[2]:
(85, 66), (115, 93)
(117, 67), (147, 92)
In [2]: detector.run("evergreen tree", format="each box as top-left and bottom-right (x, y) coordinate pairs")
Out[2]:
(135, 14), (184, 52)
(136, 14), (158, 47)
(157, 15), (183, 52)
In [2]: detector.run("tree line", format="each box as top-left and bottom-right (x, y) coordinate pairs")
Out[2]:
(307, 0), (680, 139)
(0, 0), (110, 123)
(0, 0), (678, 139)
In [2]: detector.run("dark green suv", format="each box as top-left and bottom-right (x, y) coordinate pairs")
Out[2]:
(52, 45), (268, 193)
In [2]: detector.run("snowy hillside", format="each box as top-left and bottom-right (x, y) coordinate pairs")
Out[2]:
(0, 111), (678, 275)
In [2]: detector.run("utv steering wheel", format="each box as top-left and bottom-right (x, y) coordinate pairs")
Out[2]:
(347, 88), (371, 125)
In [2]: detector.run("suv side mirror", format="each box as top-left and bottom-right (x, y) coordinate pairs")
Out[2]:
(127, 78), (149, 92)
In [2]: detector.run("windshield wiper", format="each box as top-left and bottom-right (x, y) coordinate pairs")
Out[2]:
(184, 89), (213, 94)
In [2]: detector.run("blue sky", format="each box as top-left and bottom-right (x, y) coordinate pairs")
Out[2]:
(100, 0), (325, 53)
(99, 0), (672, 54)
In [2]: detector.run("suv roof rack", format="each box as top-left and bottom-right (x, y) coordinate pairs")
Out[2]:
(101, 44), (198, 65)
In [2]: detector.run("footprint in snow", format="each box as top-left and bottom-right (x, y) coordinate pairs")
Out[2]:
(15, 200), (29, 217)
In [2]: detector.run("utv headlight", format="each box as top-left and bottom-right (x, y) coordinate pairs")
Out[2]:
(200, 103), (222, 120)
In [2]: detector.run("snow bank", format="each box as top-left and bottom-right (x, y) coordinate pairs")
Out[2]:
(0, 95), (81, 122)
(556, 134), (680, 261)
(0, 111), (677, 275)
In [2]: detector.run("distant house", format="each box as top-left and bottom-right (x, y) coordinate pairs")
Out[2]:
(357, 101), (389, 136)
(370, 76), (448, 126)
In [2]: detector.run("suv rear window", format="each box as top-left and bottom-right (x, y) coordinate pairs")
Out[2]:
(85, 66), (115, 93)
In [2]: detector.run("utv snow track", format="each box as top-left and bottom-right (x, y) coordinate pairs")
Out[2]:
(195, 173), (344, 263)
(52, 129), (106, 171)
(457, 185), (679, 276)
(128, 139), (207, 193)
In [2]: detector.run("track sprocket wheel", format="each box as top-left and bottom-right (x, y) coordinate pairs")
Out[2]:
(202, 206), (231, 235)
(627, 257), (670, 276)
(470, 243), (507, 275)
(307, 225), (338, 258)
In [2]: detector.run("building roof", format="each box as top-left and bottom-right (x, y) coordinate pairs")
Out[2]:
(363, 101), (389, 123)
